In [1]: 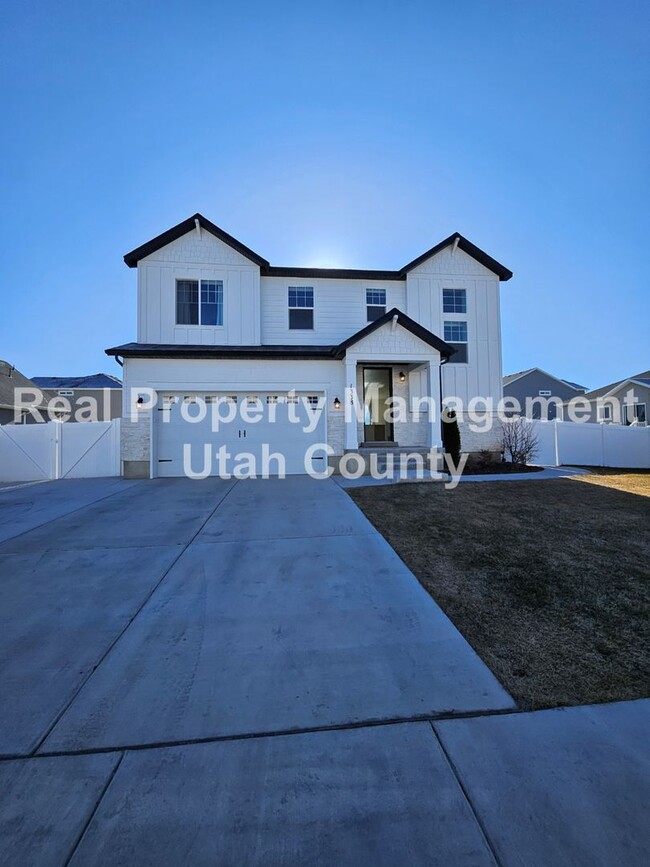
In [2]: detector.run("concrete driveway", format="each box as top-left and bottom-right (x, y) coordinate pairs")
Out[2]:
(1, 476), (647, 865)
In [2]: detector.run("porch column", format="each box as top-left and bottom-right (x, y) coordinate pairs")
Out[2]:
(344, 358), (358, 450)
(427, 357), (443, 448)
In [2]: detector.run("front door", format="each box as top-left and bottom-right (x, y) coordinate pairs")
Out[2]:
(363, 367), (394, 443)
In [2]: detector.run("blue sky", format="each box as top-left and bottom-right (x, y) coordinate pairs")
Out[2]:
(1, 0), (648, 389)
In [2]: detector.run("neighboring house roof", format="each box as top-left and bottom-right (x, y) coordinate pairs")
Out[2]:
(0, 360), (49, 410)
(580, 370), (650, 401)
(106, 308), (454, 361)
(123, 214), (513, 281)
(502, 367), (587, 391)
(31, 374), (122, 389)
(503, 368), (534, 386)
(561, 380), (588, 391)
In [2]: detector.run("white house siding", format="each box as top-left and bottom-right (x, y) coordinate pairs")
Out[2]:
(260, 277), (406, 345)
(121, 356), (346, 476)
(406, 246), (503, 409)
(137, 232), (261, 345)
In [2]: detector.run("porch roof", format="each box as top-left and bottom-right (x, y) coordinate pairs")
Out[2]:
(106, 309), (455, 361)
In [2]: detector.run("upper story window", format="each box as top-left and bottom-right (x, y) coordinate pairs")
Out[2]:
(443, 288), (466, 313)
(366, 289), (386, 322)
(176, 279), (223, 326)
(288, 287), (314, 330)
(444, 320), (468, 364)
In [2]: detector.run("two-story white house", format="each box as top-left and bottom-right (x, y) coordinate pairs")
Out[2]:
(107, 214), (512, 478)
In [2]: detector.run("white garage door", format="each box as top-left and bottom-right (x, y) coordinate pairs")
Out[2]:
(155, 392), (327, 478)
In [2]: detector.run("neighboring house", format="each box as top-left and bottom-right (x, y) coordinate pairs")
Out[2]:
(30, 374), (122, 421)
(503, 368), (587, 419)
(0, 360), (50, 424)
(571, 371), (650, 425)
(106, 213), (512, 478)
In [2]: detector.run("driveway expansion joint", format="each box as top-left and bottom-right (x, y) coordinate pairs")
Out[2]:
(0, 706), (524, 763)
(430, 721), (504, 867)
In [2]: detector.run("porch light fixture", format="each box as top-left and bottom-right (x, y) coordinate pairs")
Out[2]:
(136, 395), (145, 408)
(399, 371), (406, 382)
(333, 396), (341, 410)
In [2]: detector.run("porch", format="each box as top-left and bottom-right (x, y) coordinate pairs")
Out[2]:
(343, 358), (443, 452)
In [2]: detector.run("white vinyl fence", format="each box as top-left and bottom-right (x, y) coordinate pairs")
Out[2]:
(0, 420), (121, 482)
(530, 419), (650, 469)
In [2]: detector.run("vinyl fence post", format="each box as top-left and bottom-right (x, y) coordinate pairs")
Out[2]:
(553, 418), (560, 467)
(53, 422), (61, 480)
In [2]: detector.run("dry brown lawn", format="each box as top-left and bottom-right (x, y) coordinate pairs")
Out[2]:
(569, 467), (650, 497)
(350, 478), (650, 710)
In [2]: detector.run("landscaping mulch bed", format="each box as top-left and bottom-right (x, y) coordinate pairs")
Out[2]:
(350, 478), (650, 710)
(463, 462), (543, 475)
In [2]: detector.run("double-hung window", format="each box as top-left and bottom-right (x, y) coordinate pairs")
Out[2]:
(366, 289), (386, 321)
(443, 288), (467, 313)
(288, 287), (314, 329)
(444, 320), (468, 363)
(176, 279), (223, 326)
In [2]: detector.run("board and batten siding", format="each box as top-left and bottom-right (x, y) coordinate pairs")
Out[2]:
(405, 246), (503, 408)
(260, 277), (406, 345)
(137, 231), (261, 345)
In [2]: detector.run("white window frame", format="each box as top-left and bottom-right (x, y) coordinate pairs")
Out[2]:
(623, 402), (647, 426)
(366, 288), (386, 322)
(288, 286), (314, 330)
(175, 279), (224, 327)
(443, 320), (469, 364)
(538, 390), (552, 397)
(442, 288), (467, 314)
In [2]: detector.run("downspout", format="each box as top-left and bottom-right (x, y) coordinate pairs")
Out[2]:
(439, 354), (449, 445)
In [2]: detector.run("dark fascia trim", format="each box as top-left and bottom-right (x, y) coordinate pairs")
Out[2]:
(105, 309), (454, 360)
(399, 232), (513, 281)
(105, 343), (336, 361)
(334, 308), (455, 358)
(123, 214), (270, 269)
(123, 215), (512, 281)
(262, 266), (404, 281)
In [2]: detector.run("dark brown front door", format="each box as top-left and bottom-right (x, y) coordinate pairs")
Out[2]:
(363, 367), (394, 442)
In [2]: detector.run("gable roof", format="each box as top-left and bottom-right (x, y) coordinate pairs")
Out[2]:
(399, 232), (512, 280)
(123, 214), (512, 280)
(503, 367), (587, 391)
(335, 308), (454, 357)
(106, 308), (454, 361)
(581, 370), (650, 401)
(31, 374), (122, 389)
(124, 214), (270, 268)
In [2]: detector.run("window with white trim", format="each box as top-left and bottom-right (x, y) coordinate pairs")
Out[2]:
(366, 289), (386, 321)
(444, 321), (468, 363)
(176, 279), (223, 326)
(288, 287), (314, 329)
(539, 390), (552, 397)
(443, 288), (466, 313)
(623, 402), (647, 425)
(266, 395), (279, 404)
(598, 404), (612, 421)
(306, 395), (320, 407)
(57, 390), (73, 396)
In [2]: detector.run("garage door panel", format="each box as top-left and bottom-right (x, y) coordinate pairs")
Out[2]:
(155, 392), (326, 478)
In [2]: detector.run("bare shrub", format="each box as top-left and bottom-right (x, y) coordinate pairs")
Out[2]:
(502, 417), (539, 465)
